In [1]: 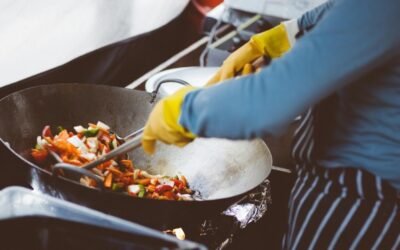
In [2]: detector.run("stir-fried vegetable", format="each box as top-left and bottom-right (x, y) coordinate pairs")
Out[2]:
(31, 121), (194, 201)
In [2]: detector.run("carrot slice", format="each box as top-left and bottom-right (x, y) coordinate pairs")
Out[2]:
(123, 172), (133, 177)
(104, 172), (113, 188)
(98, 160), (112, 170)
(57, 130), (69, 141)
(120, 159), (133, 169)
(108, 167), (123, 176)
(135, 178), (151, 185)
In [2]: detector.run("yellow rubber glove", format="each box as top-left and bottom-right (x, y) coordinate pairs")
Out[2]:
(206, 19), (299, 86)
(205, 42), (263, 86)
(142, 86), (197, 155)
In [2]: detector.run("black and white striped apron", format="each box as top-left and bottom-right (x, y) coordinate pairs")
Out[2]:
(283, 107), (400, 250)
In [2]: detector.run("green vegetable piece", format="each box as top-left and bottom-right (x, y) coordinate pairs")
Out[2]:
(138, 190), (146, 198)
(35, 143), (42, 150)
(83, 128), (99, 137)
(112, 183), (123, 191)
(112, 139), (118, 149)
(137, 184), (146, 197)
(109, 139), (118, 150)
(57, 126), (64, 134)
(118, 164), (126, 172)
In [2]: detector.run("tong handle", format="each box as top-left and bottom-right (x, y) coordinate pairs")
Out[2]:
(52, 163), (104, 189)
(82, 130), (143, 170)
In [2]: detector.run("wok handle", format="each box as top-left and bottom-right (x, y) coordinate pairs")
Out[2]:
(150, 78), (191, 103)
(52, 163), (104, 189)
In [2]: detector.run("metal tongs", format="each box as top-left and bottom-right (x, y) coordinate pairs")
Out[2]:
(51, 128), (144, 189)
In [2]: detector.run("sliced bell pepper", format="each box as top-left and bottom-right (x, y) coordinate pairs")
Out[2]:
(83, 127), (99, 137)
(138, 191), (146, 198)
(57, 126), (64, 134)
(163, 191), (176, 200)
(42, 125), (53, 138)
(112, 182), (124, 191)
(31, 149), (48, 163)
(155, 184), (173, 193)
(179, 175), (188, 187)
(137, 184), (146, 198)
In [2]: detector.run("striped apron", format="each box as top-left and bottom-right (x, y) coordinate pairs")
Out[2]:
(283, 107), (400, 250)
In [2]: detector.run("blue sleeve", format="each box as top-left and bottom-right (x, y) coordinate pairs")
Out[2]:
(180, 0), (400, 139)
(297, 0), (334, 31)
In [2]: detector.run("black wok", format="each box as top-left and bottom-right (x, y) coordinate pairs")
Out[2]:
(0, 83), (272, 229)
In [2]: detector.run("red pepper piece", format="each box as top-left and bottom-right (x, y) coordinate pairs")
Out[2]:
(163, 191), (176, 200)
(31, 149), (48, 163)
(155, 184), (173, 193)
(99, 132), (111, 145)
(42, 125), (53, 138)
(173, 179), (182, 187)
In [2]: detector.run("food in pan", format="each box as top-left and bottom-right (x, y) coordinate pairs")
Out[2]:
(31, 121), (194, 201)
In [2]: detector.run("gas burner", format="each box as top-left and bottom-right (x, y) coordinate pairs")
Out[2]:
(167, 179), (271, 249)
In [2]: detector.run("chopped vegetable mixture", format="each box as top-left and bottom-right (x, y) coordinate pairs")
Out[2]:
(31, 121), (194, 201)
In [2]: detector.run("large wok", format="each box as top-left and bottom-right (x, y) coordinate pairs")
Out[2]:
(0, 83), (272, 229)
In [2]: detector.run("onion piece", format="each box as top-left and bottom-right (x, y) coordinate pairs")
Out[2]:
(177, 193), (194, 201)
(96, 121), (110, 130)
(158, 178), (174, 187)
(86, 137), (99, 153)
(36, 136), (48, 149)
(81, 152), (96, 161)
(173, 228), (186, 240)
(73, 125), (85, 133)
(140, 170), (164, 179)
(127, 184), (141, 194)
(67, 136), (89, 153)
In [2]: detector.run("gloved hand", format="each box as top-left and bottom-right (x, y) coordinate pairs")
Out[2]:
(206, 19), (299, 86)
(142, 86), (197, 155)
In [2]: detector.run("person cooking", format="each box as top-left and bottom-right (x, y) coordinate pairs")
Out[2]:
(142, 0), (399, 248)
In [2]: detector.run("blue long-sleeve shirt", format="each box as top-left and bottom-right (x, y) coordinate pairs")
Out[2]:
(180, 0), (400, 190)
